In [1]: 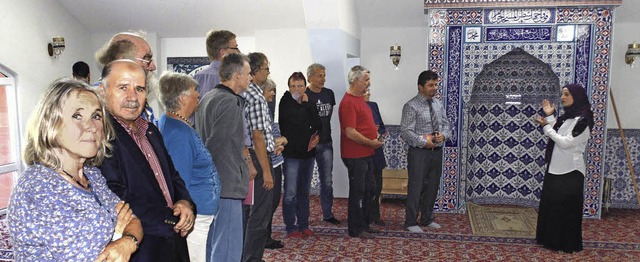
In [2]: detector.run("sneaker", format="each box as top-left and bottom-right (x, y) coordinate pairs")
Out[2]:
(301, 228), (315, 237)
(323, 217), (341, 225)
(287, 231), (305, 238)
(406, 225), (424, 233)
(355, 231), (375, 239)
(427, 222), (441, 229)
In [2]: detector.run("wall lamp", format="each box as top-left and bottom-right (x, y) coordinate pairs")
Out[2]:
(390, 44), (401, 70)
(48, 36), (65, 58)
(625, 43), (640, 67)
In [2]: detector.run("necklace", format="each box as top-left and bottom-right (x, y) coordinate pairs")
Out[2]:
(61, 170), (91, 190)
(168, 111), (192, 126)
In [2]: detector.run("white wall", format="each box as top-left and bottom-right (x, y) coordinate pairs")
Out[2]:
(608, 4), (640, 129)
(306, 28), (362, 198)
(0, 0), (94, 138)
(255, 28), (313, 114)
(360, 27), (428, 125)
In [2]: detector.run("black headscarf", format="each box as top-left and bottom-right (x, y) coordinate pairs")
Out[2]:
(544, 84), (594, 164)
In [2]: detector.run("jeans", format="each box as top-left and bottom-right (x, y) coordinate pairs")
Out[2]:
(342, 156), (376, 237)
(208, 199), (243, 262)
(282, 157), (315, 233)
(314, 142), (335, 220)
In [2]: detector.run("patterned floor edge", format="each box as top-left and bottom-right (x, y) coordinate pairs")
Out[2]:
(273, 225), (640, 251)
(0, 250), (11, 261)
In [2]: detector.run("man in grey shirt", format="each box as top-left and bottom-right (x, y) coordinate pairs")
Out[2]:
(195, 53), (252, 261)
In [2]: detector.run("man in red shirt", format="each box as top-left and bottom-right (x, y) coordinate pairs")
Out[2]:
(338, 65), (384, 239)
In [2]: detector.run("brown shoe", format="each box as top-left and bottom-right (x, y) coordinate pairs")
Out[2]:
(355, 231), (375, 239)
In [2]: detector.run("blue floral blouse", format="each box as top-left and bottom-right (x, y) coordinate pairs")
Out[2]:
(8, 164), (120, 261)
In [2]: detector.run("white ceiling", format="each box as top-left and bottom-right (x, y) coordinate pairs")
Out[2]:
(56, 0), (638, 38)
(55, 0), (427, 38)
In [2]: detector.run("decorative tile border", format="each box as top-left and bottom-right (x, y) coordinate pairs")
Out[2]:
(424, 0), (622, 9)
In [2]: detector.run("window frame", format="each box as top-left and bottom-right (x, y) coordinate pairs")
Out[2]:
(0, 63), (23, 214)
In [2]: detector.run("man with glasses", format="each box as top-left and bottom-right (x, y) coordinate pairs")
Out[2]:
(240, 52), (280, 260)
(194, 30), (240, 98)
(95, 31), (158, 124)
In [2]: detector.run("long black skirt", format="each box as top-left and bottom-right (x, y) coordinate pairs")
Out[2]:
(535, 170), (584, 252)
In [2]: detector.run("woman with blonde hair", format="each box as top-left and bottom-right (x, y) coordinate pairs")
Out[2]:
(8, 78), (142, 261)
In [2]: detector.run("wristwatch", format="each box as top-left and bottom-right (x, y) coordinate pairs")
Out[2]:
(123, 234), (139, 249)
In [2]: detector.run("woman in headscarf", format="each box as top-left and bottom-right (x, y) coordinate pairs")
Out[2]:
(535, 83), (594, 253)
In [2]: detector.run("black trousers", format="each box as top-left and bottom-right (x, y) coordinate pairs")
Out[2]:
(404, 147), (442, 227)
(369, 160), (384, 222)
(131, 233), (189, 262)
(266, 164), (283, 241)
(242, 149), (274, 262)
(342, 156), (376, 236)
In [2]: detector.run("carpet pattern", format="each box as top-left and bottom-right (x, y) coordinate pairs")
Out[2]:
(265, 197), (640, 261)
(2, 197), (639, 261)
(467, 202), (537, 239)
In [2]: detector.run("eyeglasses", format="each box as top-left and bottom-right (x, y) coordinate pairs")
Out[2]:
(225, 46), (240, 51)
(135, 57), (153, 67)
(260, 67), (270, 72)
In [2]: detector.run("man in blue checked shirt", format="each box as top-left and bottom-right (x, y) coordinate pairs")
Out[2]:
(400, 70), (451, 233)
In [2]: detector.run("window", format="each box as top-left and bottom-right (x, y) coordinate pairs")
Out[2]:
(0, 64), (21, 213)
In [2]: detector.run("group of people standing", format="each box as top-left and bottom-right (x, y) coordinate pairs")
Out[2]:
(6, 29), (346, 262)
(7, 26), (593, 262)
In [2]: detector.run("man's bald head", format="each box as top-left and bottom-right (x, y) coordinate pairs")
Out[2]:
(96, 32), (156, 72)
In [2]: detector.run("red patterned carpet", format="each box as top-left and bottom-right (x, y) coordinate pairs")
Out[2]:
(265, 197), (640, 261)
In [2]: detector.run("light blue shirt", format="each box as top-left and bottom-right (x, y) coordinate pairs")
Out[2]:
(194, 61), (221, 99)
(400, 94), (451, 148)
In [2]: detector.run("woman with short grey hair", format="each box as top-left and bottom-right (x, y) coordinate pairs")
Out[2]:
(157, 71), (221, 262)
